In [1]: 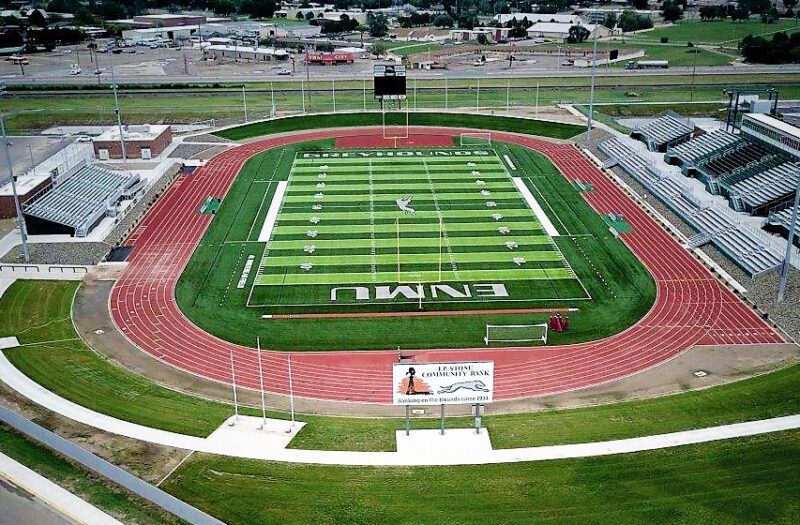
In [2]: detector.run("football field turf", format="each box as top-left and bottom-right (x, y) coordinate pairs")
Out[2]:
(249, 149), (588, 308)
(176, 139), (655, 350)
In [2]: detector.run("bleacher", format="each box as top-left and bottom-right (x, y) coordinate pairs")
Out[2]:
(767, 205), (800, 248)
(599, 137), (784, 276)
(664, 130), (740, 169)
(630, 113), (695, 152)
(697, 142), (773, 181)
(23, 165), (142, 237)
(728, 162), (800, 214)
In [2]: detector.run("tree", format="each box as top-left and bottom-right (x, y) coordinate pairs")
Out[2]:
(603, 12), (617, 29)
(239, 0), (276, 19)
(214, 0), (236, 16)
(296, 11), (305, 20)
(567, 24), (590, 43)
(631, 0), (648, 10)
(372, 40), (386, 58)
(476, 32), (488, 45)
(661, 1), (683, 23)
(739, 0), (771, 14)
(95, 0), (126, 20)
(367, 12), (388, 37)
(304, 11), (315, 20)
(433, 13), (454, 27)
(28, 9), (48, 27)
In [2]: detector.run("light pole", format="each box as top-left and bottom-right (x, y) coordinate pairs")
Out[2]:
(690, 47), (698, 102)
(242, 84), (248, 123)
(586, 28), (599, 150)
(109, 54), (127, 167)
(778, 173), (800, 302)
(0, 82), (31, 263)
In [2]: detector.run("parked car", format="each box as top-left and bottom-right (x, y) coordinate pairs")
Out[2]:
(277, 68), (291, 75)
(69, 64), (81, 75)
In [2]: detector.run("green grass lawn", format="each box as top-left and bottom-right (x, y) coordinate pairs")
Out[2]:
(3, 280), (800, 453)
(175, 138), (654, 350)
(5, 77), (800, 132)
(215, 112), (583, 141)
(0, 424), (184, 525)
(162, 430), (800, 525)
(630, 18), (800, 45)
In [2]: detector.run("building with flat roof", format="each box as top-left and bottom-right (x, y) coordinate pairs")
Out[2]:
(93, 125), (172, 160)
(741, 113), (800, 160)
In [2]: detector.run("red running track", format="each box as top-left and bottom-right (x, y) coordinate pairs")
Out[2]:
(110, 127), (784, 403)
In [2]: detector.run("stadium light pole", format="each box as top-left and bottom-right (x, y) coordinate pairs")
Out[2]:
(0, 82), (30, 263)
(301, 78), (306, 114)
(445, 77), (448, 109)
(777, 174), (800, 302)
(109, 55), (128, 168)
(585, 27), (599, 150)
(476, 77), (480, 112)
(332, 78), (336, 113)
(270, 82), (276, 118)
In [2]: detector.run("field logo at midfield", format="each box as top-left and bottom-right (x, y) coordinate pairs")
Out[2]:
(396, 195), (415, 214)
(302, 150), (491, 158)
(330, 283), (508, 302)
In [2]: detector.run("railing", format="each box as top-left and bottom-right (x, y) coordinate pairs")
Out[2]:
(0, 265), (39, 273)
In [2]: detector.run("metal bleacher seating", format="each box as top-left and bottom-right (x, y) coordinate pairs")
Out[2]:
(729, 162), (800, 214)
(767, 205), (800, 246)
(664, 130), (740, 168)
(697, 142), (774, 181)
(23, 164), (142, 237)
(599, 137), (784, 276)
(630, 113), (695, 152)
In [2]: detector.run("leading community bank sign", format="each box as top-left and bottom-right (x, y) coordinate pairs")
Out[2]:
(393, 362), (494, 405)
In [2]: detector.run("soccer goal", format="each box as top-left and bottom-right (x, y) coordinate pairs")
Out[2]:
(484, 323), (548, 346)
(460, 132), (492, 147)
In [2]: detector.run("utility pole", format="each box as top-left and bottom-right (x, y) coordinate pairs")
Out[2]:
(690, 47), (698, 102)
(0, 82), (30, 263)
(586, 28), (599, 150)
(256, 337), (267, 430)
(778, 173), (800, 302)
(270, 82), (276, 118)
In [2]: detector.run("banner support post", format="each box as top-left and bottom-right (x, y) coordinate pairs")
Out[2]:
(440, 404), (445, 435)
(405, 405), (411, 436)
(474, 404), (482, 434)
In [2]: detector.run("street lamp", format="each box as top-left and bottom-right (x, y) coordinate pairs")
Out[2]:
(0, 81), (31, 263)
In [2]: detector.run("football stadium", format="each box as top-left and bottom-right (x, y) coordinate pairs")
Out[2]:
(1, 55), (800, 525)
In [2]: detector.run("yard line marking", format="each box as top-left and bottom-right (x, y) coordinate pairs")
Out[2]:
(423, 156), (459, 278)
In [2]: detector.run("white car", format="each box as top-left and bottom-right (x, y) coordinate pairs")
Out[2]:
(277, 68), (291, 75)
(69, 64), (81, 75)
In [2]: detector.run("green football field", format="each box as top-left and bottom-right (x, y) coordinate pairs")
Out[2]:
(248, 149), (587, 308)
(175, 138), (655, 350)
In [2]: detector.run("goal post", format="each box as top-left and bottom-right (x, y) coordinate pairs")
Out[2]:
(484, 323), (548, 346)
(460, 132), (492, 147)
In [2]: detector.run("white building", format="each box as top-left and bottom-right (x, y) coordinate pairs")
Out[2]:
(122, 25), (198, 42)
(526, 22), (610, 41)
(494, 13), (583, 25)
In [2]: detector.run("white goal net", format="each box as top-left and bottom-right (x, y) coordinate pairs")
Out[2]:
(484, 323), (548, 345)
(460, 132), (492, 147)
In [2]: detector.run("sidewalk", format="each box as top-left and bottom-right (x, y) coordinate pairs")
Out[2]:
(0, 451), (125, 525)
(2, 352), (799, 467)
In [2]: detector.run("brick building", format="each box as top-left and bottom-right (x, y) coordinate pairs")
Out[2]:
(93, 125), (173, 160)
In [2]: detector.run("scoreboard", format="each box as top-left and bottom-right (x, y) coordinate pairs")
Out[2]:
(374, 64), (407, 99)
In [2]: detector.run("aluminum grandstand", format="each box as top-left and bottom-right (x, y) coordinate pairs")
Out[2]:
(600, 137), (785, 276)
(630, 112), (695, 152)
(23, 164), (142, 237)
(665, 113), (800, 217)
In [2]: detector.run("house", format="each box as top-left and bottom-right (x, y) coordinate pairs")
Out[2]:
(494, 13), (583, 25)
(449, 27), (506, 43)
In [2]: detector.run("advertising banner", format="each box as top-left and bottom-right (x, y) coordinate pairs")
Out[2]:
(392, 362), (494, 405)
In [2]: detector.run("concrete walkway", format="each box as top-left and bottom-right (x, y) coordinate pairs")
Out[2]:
(0, 452), (124, 525)
(2, 352), (799, 466)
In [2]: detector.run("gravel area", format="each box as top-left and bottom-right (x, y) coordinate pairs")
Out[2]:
(1, 242), (108, 265)
(579, 131), (800, 344)
(182, 133), (232, 144)
(168, 143), (217, 159)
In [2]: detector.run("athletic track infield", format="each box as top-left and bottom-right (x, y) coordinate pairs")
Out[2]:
(109, 126), (785, 403)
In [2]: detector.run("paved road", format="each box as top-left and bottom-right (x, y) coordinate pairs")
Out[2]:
(3, 63), (800, 86)
(0, 478), (72, 525)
